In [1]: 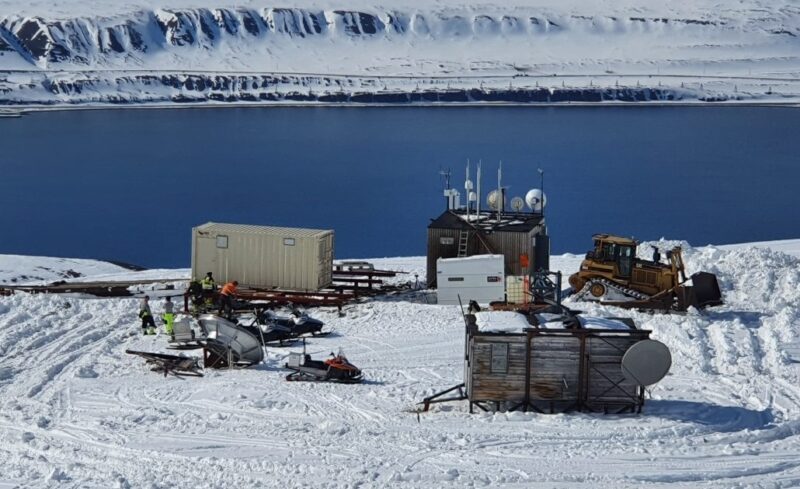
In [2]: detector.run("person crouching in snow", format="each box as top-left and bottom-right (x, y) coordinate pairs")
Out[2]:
(163, 296), (175, 336)
(139, 295), (157, 335)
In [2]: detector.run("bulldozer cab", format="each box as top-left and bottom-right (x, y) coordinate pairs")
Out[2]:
(589, 235), (636, 278)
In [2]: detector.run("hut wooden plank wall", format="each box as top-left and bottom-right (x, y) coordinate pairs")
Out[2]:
(465, 323), (650, 414)
(427, 210), (549, 288)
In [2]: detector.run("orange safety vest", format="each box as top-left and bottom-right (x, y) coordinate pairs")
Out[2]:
(220, 282), (237, 296)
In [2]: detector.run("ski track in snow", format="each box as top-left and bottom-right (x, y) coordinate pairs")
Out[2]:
(1, 241), (800, 486)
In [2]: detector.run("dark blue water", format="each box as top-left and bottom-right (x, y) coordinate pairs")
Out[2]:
(1, 106), (798, 268)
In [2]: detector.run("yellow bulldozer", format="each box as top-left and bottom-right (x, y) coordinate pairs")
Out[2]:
(568, 234), (723, 311)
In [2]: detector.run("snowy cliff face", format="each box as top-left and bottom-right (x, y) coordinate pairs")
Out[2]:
(0, 3), (799, 105)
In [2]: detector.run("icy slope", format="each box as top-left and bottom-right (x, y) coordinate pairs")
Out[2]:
(0, 255), (130, 285)
(1, 1), (799, 105)
(2, 240), (800, 486)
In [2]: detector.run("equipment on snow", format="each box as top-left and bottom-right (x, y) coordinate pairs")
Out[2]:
(284, 342), (362, 383)
(126, 349), (203, 377)
(568, 234), (723, 312)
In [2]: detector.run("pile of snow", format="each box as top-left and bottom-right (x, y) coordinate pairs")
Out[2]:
(2, 238), (800, 486)
(474, 310), (530, 332)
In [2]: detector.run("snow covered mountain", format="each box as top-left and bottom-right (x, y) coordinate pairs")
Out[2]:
(1, 1), (799, 105)
(2, 239), (800, 486)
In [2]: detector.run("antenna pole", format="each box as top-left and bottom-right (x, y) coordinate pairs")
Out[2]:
(497, 161), (502, 223)
(440, 168), (452, 210)
(538, 168), (544, 216)
(477, 160), (482, 218)
(465, 159), (470, 220)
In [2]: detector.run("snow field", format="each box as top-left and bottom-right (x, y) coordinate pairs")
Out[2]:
(1, 1), (799, 104)
(1, 240), (800, 486)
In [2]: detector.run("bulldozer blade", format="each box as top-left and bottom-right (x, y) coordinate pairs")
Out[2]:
(686, 272), (724, 308)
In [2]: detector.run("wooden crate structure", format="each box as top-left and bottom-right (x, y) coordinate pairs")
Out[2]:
(465, 317), (651, 414)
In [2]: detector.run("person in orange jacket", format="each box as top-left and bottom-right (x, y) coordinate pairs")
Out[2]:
(218, 280), (238, 318)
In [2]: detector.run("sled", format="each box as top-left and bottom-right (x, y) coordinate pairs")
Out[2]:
(126, 349), (203, 377)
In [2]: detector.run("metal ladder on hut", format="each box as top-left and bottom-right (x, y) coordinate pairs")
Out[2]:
(457, 230), (470, 257)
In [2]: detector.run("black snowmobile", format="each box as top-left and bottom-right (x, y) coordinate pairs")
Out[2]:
(258, 306), (328, 338)
(240, 318), (296, 346)
(284, 346), (363, 383)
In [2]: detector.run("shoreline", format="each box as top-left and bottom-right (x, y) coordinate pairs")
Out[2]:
(2, 98), (800, 115)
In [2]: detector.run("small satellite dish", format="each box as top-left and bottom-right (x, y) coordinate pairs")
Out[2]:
(468, 191), (477, 202)
(511, 196), (524, 212)
(621, 340), (672, 386)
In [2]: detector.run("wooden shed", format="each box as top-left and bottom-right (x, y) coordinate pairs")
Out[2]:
(426, 209), (549, 289)
(462, 314), (650, 414)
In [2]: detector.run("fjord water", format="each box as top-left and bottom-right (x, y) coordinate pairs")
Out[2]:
(1, 106), (798, 268)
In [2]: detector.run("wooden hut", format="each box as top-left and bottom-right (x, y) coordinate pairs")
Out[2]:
(462, 313), (650, 414)
(426, 209), (549, 288)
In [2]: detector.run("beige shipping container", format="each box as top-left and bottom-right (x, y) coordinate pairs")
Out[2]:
(191, 222), (334, 291)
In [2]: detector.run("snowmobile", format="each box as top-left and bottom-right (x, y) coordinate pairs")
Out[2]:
(257, 306), (327, 338)
(284, 345), (363, 383)
(239, 318), (296, 346)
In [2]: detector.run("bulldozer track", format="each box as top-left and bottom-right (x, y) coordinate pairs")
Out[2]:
(573, 278), (651, 303)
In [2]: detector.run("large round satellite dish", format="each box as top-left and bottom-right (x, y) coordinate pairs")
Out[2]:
(511, 196), (524, 212)
(621, 339), (671, 386)
(525, 188), (547, 211)
(487, 190), (502, 210)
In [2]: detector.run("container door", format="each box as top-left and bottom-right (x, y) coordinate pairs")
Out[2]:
(196, 236), (219, 279)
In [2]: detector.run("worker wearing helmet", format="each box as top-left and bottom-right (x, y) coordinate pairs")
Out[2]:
(218, 280), (238, 318)
(201, 272), (216, 291)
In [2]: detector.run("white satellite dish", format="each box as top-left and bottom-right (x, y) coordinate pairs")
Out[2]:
(525, 188), (547, 211)
(511, 196), (524, 212)
(465, 179), (474, 191)
(621, 340), (672, 386)
(468, 191), (477, 202)
(487, 190), (504, 211)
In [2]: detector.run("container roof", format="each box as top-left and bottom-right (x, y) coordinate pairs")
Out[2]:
(196, 222), (333, 238)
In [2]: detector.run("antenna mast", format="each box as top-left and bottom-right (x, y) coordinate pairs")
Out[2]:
(497, 161), (502, 223)
(440, 168), (452, 210)
(538, 168), (544, 217)
(477, 160), (482, 219)
(465, 159), (471, 221)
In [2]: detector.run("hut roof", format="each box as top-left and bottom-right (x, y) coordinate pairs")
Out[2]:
(428, 210), (544, 233)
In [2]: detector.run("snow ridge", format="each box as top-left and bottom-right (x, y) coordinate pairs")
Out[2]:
(1, 7), (797, 68)
(1, 4), (799, 105)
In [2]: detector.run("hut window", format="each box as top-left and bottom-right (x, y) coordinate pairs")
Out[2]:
(487, 276), (501, 283)
(447, 277), (464, 282)
(216, 235), (228, 249)
(440, 237), (455, 245)
(490, 343), (509, 373)
(283, 238), (296, 246)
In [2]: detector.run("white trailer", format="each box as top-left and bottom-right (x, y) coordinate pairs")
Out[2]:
(436, 254), (505, 306)
(191, 222), (334, 291)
